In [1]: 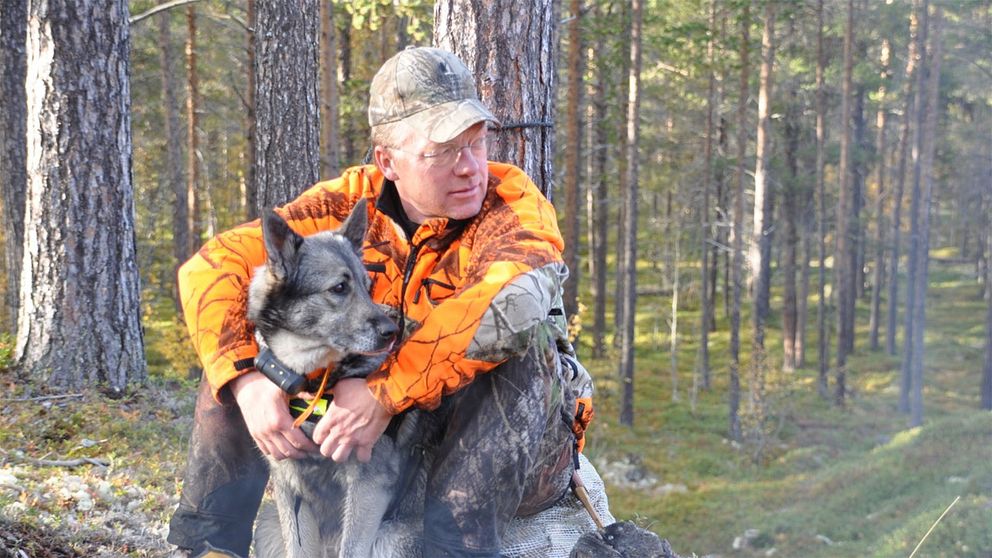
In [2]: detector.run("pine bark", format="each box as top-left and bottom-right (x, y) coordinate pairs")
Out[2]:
(185, 7), (203, 247)
(618, 0), (642, 427)
(729, 2), (750, 442)
(434, 0), (558, 198)
(908, 6), (942, 427)
(245, 0), (257, 220)
(17, 0), (145, 391)
(157, 10), (189, 274)
(586, 13), (609, 360)
(868, 40), (891, 351)
(561, 0), (584, 322)
(835, 0), (856, 406)
(254, 0), (320, 212)
(901, 0), (929, 414)
(0, 0), (27, 333)
(815, 0), (830, 397)
(320, 0), (341, 178)
(887, 6), (920, 356)
(782, 87), (801, 373)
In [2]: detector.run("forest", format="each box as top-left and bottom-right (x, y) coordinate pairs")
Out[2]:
(1, 0), (990, 557)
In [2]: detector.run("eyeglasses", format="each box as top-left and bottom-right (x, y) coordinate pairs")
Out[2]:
(390, 136), (488, 169)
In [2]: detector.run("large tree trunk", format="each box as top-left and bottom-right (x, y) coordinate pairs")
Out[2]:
(887, 5), (921, 357)
(835, 0), (856, 406)
(561, 0), (584, 322)
(320, 0), (341, 178)
(245, 0), (257, 220)
(815, 0), (830, 398)
(157, 8), (190, 288)
(618, 0), (642, 427)
(868, 40), (892, 351)
(434, 0), (558, 198)
(908, 6), (942, 427)
(0, 0), (27, 334)
(586, 7), (609, 360)
(254, 0), (320, 212)
(901, 0), (929, 414)
(729, 2), (750, 442)
(17, 0), (145, 392)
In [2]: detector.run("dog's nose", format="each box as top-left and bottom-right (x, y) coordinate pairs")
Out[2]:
(374, 315), (399, 341)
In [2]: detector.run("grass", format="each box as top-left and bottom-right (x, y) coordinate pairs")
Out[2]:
(576, 257), (991, 557)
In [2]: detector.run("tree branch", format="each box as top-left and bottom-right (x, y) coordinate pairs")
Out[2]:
(129, 0), (205, 26)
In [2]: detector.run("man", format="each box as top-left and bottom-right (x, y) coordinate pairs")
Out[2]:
(167, 47), (594, 558)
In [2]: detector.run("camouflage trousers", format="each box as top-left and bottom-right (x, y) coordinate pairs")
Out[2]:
(166, 341), (576, 557)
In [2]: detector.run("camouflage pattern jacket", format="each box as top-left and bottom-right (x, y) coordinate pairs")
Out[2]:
(177, 162), (593, 447)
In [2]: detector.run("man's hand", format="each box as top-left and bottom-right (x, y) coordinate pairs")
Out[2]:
(312, 378), (391, 463)
(230, 370), (319, 460)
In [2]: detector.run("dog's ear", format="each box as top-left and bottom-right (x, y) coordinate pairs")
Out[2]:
(261, 209), (303, 282)
(339, 198), (369, 254)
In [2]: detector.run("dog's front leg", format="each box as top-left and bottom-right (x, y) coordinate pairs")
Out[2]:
(338, 438), (402, 558)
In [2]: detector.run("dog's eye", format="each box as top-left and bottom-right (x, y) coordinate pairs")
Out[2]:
(329, 281), (349, 295)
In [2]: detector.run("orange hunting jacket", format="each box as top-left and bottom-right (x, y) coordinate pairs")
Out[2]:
(178, 163), (590, 443)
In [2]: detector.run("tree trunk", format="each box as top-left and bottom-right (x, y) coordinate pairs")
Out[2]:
(320, 0), (341, 179)
(782, 87), (800, 373)
(561, 0), (584, 322)
(244, 0), (257, 220)
(185, 6), (203, 248)
(887, 5), (921, 357)
(670, 202), (681, 403)
(586, 6), (609, 360)
(908, 5), (942, 427)
(868, 40), (891, 351)
(157, 9), (189, 281)
(901, 0), (929, 414)
(815, 0), (830, 398)
(697, 0), (718, 391)
(337, 10), (355, 166)
(17, 0), (145, 392)
(618, 0), (642, 427)
(835, 0), (856, 406)
(614, 1), (631, 339)
(254, 0), (320, 213)
(983, 181), (992, 410)
(852, 82), (868, 307)
(0, 0), (27, 334)
(434, 0), (558, 199)
(729, 2), (750, 442)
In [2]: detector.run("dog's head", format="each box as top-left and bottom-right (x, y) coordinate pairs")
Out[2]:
(247, 199), (398, 375)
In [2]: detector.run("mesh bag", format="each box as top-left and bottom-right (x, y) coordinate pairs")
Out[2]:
(500, 453), (615, 558)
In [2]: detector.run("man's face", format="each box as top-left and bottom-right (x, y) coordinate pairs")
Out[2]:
(375, 122), (489, 224)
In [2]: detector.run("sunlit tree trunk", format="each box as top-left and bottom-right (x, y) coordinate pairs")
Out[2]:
(835, 0), (856, 406)
(815, 0), (830, 397)
(869, 40), (891, 351)
(901, 0), (929, 414)
(254, 0), (320, 212)
(0, 0), (27, 333)
(185, 6), (203, 248)
(908, 5), (942, 427)
(561, 0), (584, 322)
(782, 87), (801, 373)
(618, 0), (642, 427)
(585, 12), (609, 359)
(729, 1), (750, 442)
(887, 6), (920, 357)
(434, 0), (558, 198)
(17, 0), (145, 392)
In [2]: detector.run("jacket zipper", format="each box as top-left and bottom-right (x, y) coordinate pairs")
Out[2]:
(397, 240), (424, 337)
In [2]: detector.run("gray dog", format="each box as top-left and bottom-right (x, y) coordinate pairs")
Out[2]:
(248, 199), (424, 558)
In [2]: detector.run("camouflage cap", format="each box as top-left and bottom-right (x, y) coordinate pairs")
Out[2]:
(368, 47), (497, 143)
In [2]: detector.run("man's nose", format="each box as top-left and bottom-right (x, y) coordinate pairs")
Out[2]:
(452, 145), (483, 175)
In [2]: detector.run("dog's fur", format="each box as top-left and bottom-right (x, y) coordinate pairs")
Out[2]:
(248, 200), (423, 558)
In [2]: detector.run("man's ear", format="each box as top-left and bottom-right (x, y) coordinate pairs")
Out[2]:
(261, 209), (303, 282)
(339, 198), (369, 254)
(373, 145), (400, 181)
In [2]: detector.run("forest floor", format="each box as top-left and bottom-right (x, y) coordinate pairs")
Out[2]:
(0, 258), (990, 557)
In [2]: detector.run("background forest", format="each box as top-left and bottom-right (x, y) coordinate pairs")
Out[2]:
(1, 0), (991, 557)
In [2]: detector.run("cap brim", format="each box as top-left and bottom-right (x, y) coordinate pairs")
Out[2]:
(406, 99), (498, 144)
